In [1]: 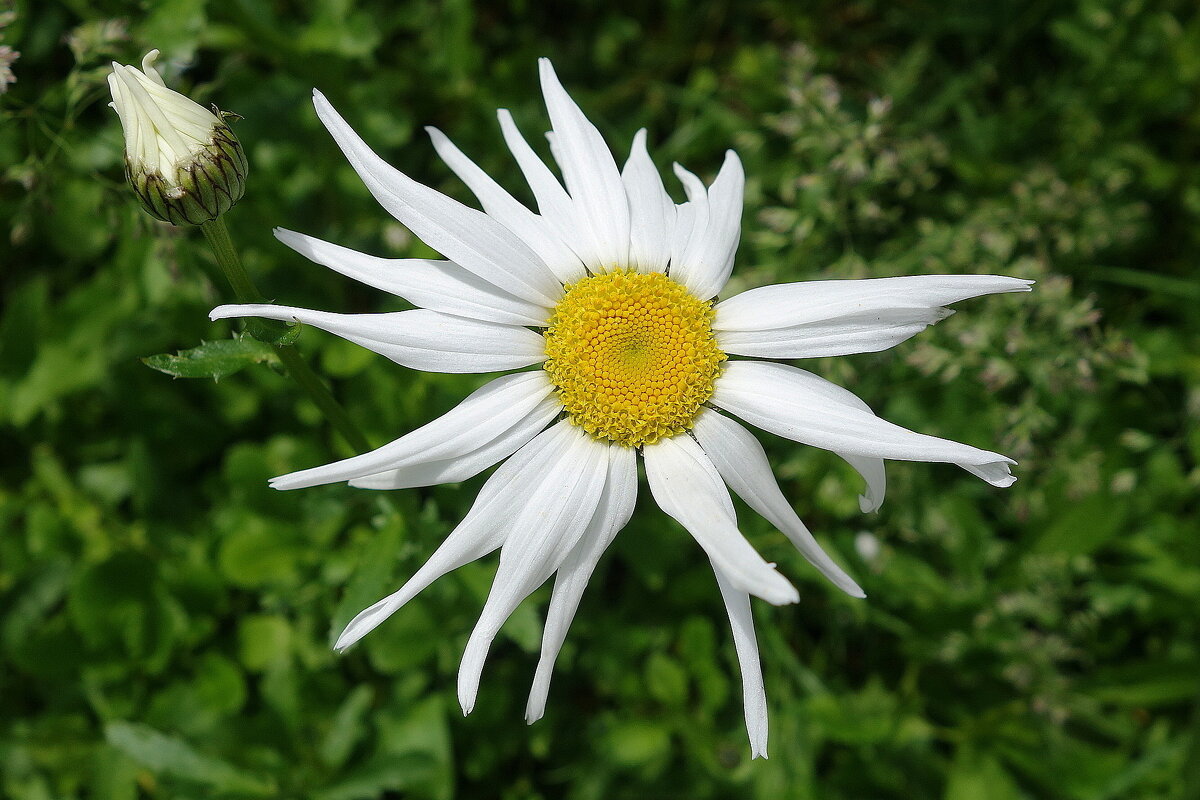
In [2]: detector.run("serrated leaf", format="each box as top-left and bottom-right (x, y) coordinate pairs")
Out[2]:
(142, 337), (278, 381)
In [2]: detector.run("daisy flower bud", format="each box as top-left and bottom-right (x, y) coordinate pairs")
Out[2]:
(108, 50), (247, 226)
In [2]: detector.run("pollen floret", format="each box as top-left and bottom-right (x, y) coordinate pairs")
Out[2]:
(543, 270), (725, 447)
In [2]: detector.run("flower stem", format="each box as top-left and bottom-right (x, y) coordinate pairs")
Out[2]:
(200, 217), (371, 455)
(200, 218), (260, 303)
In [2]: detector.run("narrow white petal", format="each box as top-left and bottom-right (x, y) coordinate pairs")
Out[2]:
(961, 461), (1018, 488)
(496, 109), (582, 251)
(713, 565), (769, 759)
(526, 445), (637, 723)
(716, 307), (953, 358)
(643, 435), (799, 605)
(711, 361), (1017, 486)
(458, 425), (611, 714)
(312, 91), (562, 307)
(669, 164), (710, 291)
(537, 59), (630, 270)
(274, 228), (548, 326)
(670, 201), (697, 275)
(334, 421), (579, 651)
(670, 152), (744, 300)
(703, 151), (746, 294)
(621, 129), (674, 273)
(210, 304), (546, 374)
(692, 410), (865, 598)
(425, 127), (586, 284)
(714, 276), (1034, 357)
(839, 451), (887, 512)
(349, 395), (561, 490)
(266, 372), (556, 490)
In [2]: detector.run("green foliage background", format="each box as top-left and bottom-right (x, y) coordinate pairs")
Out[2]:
(2, 0), (1199, 797)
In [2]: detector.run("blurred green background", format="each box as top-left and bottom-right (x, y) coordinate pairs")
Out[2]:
(3, 0), (1199, 797)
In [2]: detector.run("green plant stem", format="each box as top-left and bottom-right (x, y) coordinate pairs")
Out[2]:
(200, 218), (260, 303)
(200, 217), (370, 455)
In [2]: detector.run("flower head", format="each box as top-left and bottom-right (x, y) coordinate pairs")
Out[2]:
(108, 50), (247, 225)
(211, 58), (1031, 758)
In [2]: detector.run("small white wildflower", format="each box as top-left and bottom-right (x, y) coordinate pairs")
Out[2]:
(0, 45), (18, 94)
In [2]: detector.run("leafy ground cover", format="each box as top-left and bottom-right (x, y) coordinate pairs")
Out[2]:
(2, 1), (1198, 797)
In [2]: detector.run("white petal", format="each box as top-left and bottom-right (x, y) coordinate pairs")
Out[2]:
(670, 200), (697, 275)
(458, 425), (611, 714)
(712, 565), (769, 759)
(839, 451), (887, 513)
(744, 361), (888, 512)
(643, 435), (799, 605)
(274, 228), (548, 326)
(209, 304), (546, 374)
(266, 372), (556, 490)
(496, 109), (582, 252)
(621, 129), (674, 273)
(692, 410), (865, 598)
(960, 461), (1019, 487)
(333, 419), (579, 651)
(714, 275), (1034, 357)
(711, 361), (1017, 486)
(537, 59), (630, 270)
(525, 444), (637, 723)
(312, 91), (562, 307)
(425, 127), (586, 284)
(349, 395), (560, 490)
(669, 152), (744, 300)
(669, 165), (710, 288)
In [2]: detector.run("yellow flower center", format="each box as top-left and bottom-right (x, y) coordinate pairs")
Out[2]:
(543, 270), (725, 447)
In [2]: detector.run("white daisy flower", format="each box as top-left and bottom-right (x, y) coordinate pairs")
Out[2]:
(211, 58), (1030, 758)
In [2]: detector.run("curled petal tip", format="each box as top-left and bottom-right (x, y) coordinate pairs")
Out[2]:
(208, 304), (243, 321)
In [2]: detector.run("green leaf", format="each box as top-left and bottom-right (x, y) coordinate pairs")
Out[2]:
(237, 614), (292, 672)
(319, 685), (375, 770)
(142, 337), (278, 381)
(68, 552), (175, 667)
(1083, 660), (1200, 707)
(805, 680), (902, 746)
(945, 746), (1023, 800)
(1031, 494), (1126, 557)
(645, 651), (689, 706)
(104, 721), (275, 796)
(331, 519), (406, 645)
(217, 517), (304, 589)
